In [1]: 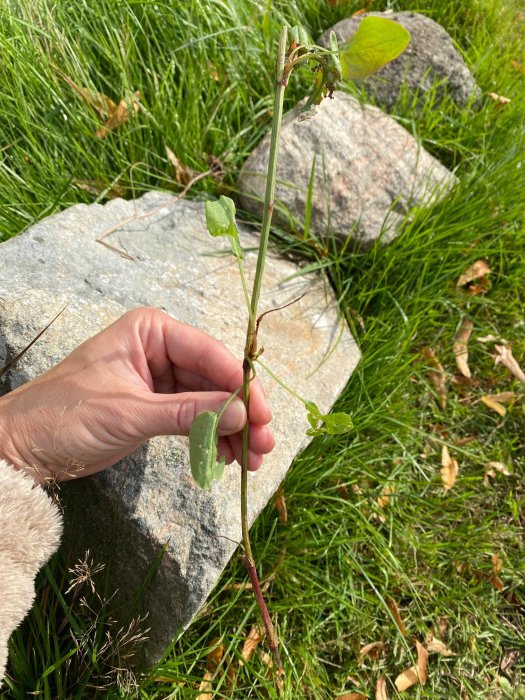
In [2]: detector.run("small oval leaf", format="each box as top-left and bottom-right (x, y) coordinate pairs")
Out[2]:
(189, 411), (225, 490)
(340, 16), (410, 80)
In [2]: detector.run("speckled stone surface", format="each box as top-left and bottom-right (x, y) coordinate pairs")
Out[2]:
(238, 92), (457, 248)
(0, 192), (360, 662)
(318, 11), (481, 109)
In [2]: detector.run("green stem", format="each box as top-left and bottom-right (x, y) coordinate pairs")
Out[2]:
(240, 24), (288, 674)
(256, 357), (307, 406)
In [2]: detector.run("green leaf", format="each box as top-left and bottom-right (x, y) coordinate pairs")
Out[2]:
(323, 412), (353, 435)
(340, 16), (410, 80)
(205, 196), (235, 237)
(290, 25), (310, 48)
(304, 401), (352, 437)
(205, 196), (244, 259)
(189, 411), (225, 490)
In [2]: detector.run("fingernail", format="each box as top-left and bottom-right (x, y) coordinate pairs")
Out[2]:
(218, 399), (246, 432)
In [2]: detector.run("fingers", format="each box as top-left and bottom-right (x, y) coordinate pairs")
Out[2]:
(144, 392), (247, 437)
(140, 391), (274, 471)
(136, 309), (272, 425)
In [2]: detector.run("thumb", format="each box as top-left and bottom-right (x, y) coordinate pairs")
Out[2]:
(138, 391), (248, 438)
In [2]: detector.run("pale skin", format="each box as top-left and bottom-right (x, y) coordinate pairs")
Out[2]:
(0, 307), (275, 486)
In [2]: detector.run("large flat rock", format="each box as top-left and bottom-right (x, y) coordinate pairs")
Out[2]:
(0, 192), (359, 663)
(318, 11), (481, 110)
(238, 92), (457, 248)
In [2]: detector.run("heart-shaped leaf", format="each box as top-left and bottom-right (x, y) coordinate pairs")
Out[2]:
(340, 16), (410, 80)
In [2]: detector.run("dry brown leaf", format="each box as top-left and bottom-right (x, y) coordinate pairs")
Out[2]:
(491, 575), (504, 592)
(494, 345), (525, 383)
(394, 641), (428, 692)
(240, 625), (262, 664)
(511, 59), (525, 74)
(358, 641), (385, 662)
(457, 260), (491, 287)
(477, 334), (498, 343)
(386, 597), (407, 637)
(376, 676), (388, 700)
(274, 488), (288, 523)
(492, 553), (503, 575)
(425, 633), (454, 657)
(480, 395), (506, 416)
(165, 146), (197, 185)
(486, 461), (511, 476)
(421, 347), (447, 409)
(95, 91), (140, 138)
(416, 640), (428, 684)
(394, 667), (418, 692)
(487, 91), (511, 105)
(336, 693), (367, 700)
(441, 445), (458, 493)
(197, 670), (213, 699)
(207, 638), (224, 672)
(377, 486), (392, 509)
(486, 392), (517, 403)
(454, 318), (474, 378)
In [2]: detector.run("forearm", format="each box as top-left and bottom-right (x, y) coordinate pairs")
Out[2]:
(0, 458), (63, 686)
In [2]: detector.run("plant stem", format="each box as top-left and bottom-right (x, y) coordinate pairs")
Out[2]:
(240, 24), (288, 674)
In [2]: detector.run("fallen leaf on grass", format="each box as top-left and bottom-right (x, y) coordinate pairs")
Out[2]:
(457, 260), (491, 287)
(336, 693), (366, 700)
(240, 625), (263, 664)
(441, 446), (458, 493)
(59, 70), (141, 137)
(487, 92), (511, 105)
(358, 640), (385, 662)
(165, 146), (197, 185)
(484, 461), (512, 487)
(492, 553), (503, 575)
(454, 318), (474, 378)
(260, 652), (284, 695)
(486, 461), (511, 476)
(511, 59), (525, 74)
(425, 633), (454, 657)
(196, 638), (225, 698)
(95, 91), (141, 138)
(421, 347), (447, 409)
(274, 488), (288, 523)
(197, 671), (213, 699)
(377, 485), (392, 509)
(494, 345), (525, 383)
(477, 334), (499, 343)
(480, 395), (507, 416)
(376, 676), (388, 700)
(394, 640), (428, 691)
(386, 597), (406, 637)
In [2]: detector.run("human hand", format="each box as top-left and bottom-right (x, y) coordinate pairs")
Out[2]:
(0, 307), (274, 485)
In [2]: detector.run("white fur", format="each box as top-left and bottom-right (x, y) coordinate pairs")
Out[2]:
(0, 459), (62, 685)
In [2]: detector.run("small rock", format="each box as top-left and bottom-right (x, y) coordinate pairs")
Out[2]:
(318, 11), (481, 109)
(0, 193), (359, 663)
(238, 92), (457, 248)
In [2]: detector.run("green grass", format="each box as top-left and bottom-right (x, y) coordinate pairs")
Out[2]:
(1, 0), (525, 697)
